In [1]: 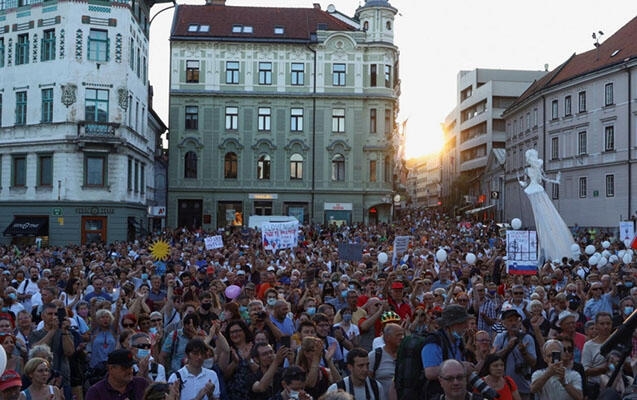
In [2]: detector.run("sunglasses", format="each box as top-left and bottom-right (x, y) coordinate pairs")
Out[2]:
(122, 324), (135, 328)
(151, 319), (162, 323)
(563, 346), (573, 353)
(134, 343), (152, 349)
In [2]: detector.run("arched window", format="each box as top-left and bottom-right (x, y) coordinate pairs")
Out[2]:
(257, 154), (271, 180)
(290, 153), (303, 180)
(224, 152), (238, 179)
(184, 151), (197, 178)
(331, 154), (345, 181)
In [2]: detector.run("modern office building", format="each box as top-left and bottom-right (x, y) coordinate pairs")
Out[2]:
(166, 0), (401, 229)
(503, 16), (637, 229)
(0, 0), (167, 245)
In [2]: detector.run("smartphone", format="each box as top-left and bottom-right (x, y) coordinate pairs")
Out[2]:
(57, 307), (66, 325)
(551, 351), (561, 363)
(281, 335), (291, 348)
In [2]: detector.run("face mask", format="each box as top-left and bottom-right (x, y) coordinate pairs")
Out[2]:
(343, 314), (352, 322)
(267, 298), (277, 307)
(239, 306), (248, 313)
(544, 285), (551, 290)
(201, 303), (212, 311)
(341, 290), (349, 299)
(608, 363), (615, 373)
(288, 390), (300, 400)
(137, 348), (150, 359)
(452, 331), (462, 341)
(219, 313), (226, 322)
(488, 290), (496, 296)
(306, 307), (316, 316)
(7, 293), (16, 300)
(141, 273), (149, 280)
(625, 306), (634, 315)
(149, 327), (158, 334)
(324, 295), (333, 302)
(625, 282), (634, 288)
(1, 307), (7, 313)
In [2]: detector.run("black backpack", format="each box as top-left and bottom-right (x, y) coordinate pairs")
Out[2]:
(394, 331), (450, 400)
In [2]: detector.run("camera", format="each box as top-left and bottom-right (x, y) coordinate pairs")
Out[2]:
(256, 311), (267, 320)
(552, 351), (561, 363)
(57, 307), (66, 326)
(468, 372), (499, 399)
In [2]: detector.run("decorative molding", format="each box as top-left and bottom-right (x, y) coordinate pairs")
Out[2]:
(284, 139), (310, 152)
(117, 87), (128, 110)
(82, 82), (113, 88)
(326, 139), (351, 152)
(61, 84), (77, 107)
(75, 29), (82, 61)
(59, 28), (64, 59)
(115, 33), (122, 62)
(218, 137), (243, 150)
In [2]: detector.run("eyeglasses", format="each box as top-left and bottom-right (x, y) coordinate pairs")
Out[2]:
(134, 343), (152, 349)
(440, 374), (466, 382)
(562, 346), (573, 353)
(122, 324), (135, 328)
(229, 329), (243, 335)
(151, 319), (162, 323)
(513, 292), (524, 295)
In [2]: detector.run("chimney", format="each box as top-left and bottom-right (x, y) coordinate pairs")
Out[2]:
(313, 3), (321, 9)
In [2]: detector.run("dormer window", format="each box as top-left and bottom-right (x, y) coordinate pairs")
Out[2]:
(199, 25), (210, 32)
(274, 26), (284, 35)
(243, 26), (253, 33)
(232, 25), (253, 33)
(188, 24), (199, 32)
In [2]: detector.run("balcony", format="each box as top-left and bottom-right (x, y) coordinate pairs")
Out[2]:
(79, 121), (119, 136)
(74, 121), (124, 150)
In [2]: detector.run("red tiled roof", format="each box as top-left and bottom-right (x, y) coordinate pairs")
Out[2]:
(171, 4), (356, 41)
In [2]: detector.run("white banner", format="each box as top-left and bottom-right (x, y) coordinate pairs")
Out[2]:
(392, 236), (410, 266)
(262, 221), (299, 251)
(620, 221), (635, 243)
(204, 235), (224, 250)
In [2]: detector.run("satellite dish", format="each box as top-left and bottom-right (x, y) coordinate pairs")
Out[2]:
(327, 4), (336, 12)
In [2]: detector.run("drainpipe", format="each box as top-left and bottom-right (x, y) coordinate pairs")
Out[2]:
(307, 43), (317, 224)
(628, 64), (633, 220)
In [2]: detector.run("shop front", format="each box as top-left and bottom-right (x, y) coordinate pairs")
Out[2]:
(324, 202), (352, 227)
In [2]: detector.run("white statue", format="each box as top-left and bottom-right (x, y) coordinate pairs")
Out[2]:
(518, 149), (575, 262)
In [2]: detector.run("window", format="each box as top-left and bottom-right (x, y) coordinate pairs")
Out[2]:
(38, 154), (52, 186)
(12, 155), (26, 187)
(41, 29), (55, 62)
(551, 183), (559, 200)
(0, 38), (4, 67)
(88, 29), (109, 62)
(15, 91), (27, 125)
(224, 152), (238, 179)
(604, 126), (614, 151)
(127, 158), (133, 190)
(385, 109), (391, 135)
(533, 108), (538, 127)
(0, 94), (2, 127)
(186, 60), (200, 83)
(258, 107), (271, 131)
(226, 61), (239, 84)
(290, 108), (303, 132)
(370, 64), (377, 87)
(290, 153), (303, 180)
(140, 163), (145, 193)
(578, 131), (587, 155)
(370, 109), (377, 133)
(369, 160), (377, 182)
(332, 108), (345, 132)
(187, 24), (199, 32)
(332, 63), (346, 86)
(551, 137), (559, 160)
(384, 156), (391, 182)
(225, 106), (238, 130)
(578, 177), (587, 198)
(274, 26), (284, 35)
(606, 174), (615, 197)
(258, 62), (272, 85)
(526, 113), (530, 130)
(185, 106), (198, 130)
(551, 100), (558, 120)
(578, 91), (586, 112)
(605, 83), (614, 106)
(85, 154), (107, 187)
(129, 39), (134, 70)
(257, 155), (271, 180)
(184, 151), (197, 178)
(331, 154), (345, 181)
(41, 88), (53, 123)
(16, 34), (29, 65)
(384, 65), (391, 88)
(134, 161), (139, 192)
(564, 95), (571, 116)
(85, 89), (109, 122)
(291, 63), (304, 85)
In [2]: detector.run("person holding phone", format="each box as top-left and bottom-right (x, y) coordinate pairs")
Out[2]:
(530, 340), (583, 400)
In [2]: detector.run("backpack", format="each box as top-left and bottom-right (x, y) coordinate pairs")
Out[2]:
(394, 331), (450, 400)
(336, 377), (380, 400)
(372, 347), (382, 377)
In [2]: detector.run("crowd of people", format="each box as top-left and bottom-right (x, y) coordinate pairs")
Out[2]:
(0, 208), (632, 400)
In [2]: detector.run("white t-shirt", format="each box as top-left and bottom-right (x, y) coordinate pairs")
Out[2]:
(169, 366), (220, 400)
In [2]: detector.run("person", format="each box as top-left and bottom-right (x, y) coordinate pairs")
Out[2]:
(222, 320), (255, 400)
(160, 312), (202, 376)
(599, 350), (634, 397)
(0, 333), (23, 375)
(18, 357), (63, 400)
(269, 365), (313, 400)
(530, 340), (582, 400)
(583, 282), (614, 321)
(0, 370), (22, 400)
(327, 347), (385, 399)
(142, 382), (180, 400)
(88, 309), (118, 375)
(478, 354), (521, 400)
(86, 348), (150, 400)
(131, 332), (166, 382)
(295, 335), (341, 399)
(248, 342), (288, 400)
(168, 338), (220, 400)
(435, 359), (483, 400)
(581, 311), (613, 399)
(421, 304), (475, 399)
(368, 322), (403, 400)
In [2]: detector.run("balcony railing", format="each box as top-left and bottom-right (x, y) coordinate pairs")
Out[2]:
(78, 121), (119, 136)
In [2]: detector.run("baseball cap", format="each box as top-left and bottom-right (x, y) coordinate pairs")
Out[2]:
(107, 349), (136, 367)
(437, 304), (470, 327)
(0, 370), (21, 391)
(500, 303), (524, 319)
(391, 281), (404, 290)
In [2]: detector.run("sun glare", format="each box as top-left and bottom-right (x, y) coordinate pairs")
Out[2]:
(405, 130), (443, 159)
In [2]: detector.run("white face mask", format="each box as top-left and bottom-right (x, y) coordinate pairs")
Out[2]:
(288, 390), (300, 400)
(137, 348), (150, 359)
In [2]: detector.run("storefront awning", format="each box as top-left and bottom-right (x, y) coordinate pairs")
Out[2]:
(464, 204), (496, 215)
(3, 217), (49, 236)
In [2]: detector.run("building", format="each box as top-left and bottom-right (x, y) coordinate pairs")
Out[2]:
(166, 0), (401, 229)
(406, 154), (441, 208)
(0, 0), (167, 245)
(503, 16), (637, 230)
(440, 68), (546, 218)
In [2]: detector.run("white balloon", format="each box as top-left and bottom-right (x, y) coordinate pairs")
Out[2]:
(585, 245), (596, 255)
(609, 255), (618, 263)
(589, 255), (599, 265)
(465, 253), (477, 265)
(602, 241), (611, 249)
(511, 218), (522, 230)
(0, 345), (6, 376)
(597, 256), (608, 267)
(618, 250), (626, 258)
(570, 244), (581, 254)
(436, 249), (447, 263)
(602, 250), (611, 259)
(377, 252), (388, 265)
(625, 239), (632, 249)
(624, 253), (633, 264)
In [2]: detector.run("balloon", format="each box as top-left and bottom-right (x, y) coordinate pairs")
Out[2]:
(224, 285), (241, 300)
(589, 255), (599, 265)
(624, 253), (633, 264)
(602, 241), (611, 249)
(0, 346), (6, 376)
(625, 239), (633, 249)
(618, 250), (626, 259)
(465, 253), (476, 265)
(602, 250), (611, 259)
(585, 245), (596, 255)
(436, 249), (447, 263)
(570, 244), (581, 254)
(511, 218), (522, 230)
(609, 255), (618, 264)
(597, 257), (608, 267)
(377, 252), (388, 265)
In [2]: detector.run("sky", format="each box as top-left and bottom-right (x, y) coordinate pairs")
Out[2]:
(148, 0), (637, 159)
